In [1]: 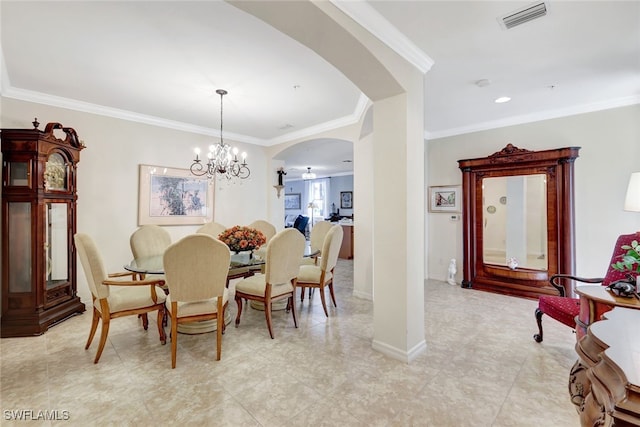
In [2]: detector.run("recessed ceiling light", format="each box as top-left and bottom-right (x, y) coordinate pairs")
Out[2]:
(475, 79), (491, 87)
(494, 96), (511, 104)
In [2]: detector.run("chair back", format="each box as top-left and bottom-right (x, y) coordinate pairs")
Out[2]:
(75, 233), (110, 300)
(309, 221), (333, 253)
(293, 215), (309, 235)
(196, 222), (227, 239)
(248, 220), (277, 243)
(163, 234), (231, 302)
(130, 225), (171, 259)
(320, 225), (344, 273)
(265, 228), (305, 285)
(603, 232), (640, 286)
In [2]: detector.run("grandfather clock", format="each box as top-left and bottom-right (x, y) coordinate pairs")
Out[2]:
(1, 119), (85, 337)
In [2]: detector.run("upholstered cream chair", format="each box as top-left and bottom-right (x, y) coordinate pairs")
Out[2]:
(129, 225), (171, 284)
(163, 234), (231, 368)
(297, 225), (343, 317)
(234, 228), (305, 338)
(248, 220), (276, 260)
(130, 225), (171, 259)
(300, 220), (333, 266)
(75, 233), (167, 364)
(196, 222), (227, 239)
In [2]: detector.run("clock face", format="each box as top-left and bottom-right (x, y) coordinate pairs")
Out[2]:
(44, 153), (67, 191)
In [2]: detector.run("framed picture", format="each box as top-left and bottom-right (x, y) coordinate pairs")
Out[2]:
(284, 193), (301, 210)
(428, 185), (461, 213)
(138, 164), (214, 225)
(340, 191), (353, 209)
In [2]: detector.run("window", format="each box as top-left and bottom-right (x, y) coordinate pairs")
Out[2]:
(306, 178), (330, 224)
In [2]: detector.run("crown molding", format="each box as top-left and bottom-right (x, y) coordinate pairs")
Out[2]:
(264, 93), (370, 146)
(330, 0), (434, 74)
(1, 85), (370, 147)
(425, 95), (640, 141)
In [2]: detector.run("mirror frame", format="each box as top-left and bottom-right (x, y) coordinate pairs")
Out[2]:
(458, 144), (580, 299)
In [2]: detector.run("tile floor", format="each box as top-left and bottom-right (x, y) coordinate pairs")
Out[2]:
(1, 259), (580, 426)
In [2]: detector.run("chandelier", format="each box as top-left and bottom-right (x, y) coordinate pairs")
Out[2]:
(302, 167), (316, 180)
(190, 89), (250, 180)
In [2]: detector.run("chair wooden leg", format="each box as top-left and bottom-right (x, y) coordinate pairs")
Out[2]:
(290, 294), (298, 329)
(216, 299), (223, 361)
(234, 295), (243, 327)
(141, 313), (149, 330)
(85, 307), (100, 349)
(171, 303), (178, 369)
(157, 307), (166, 345)
(534, 307), (544, 343)
(265, 300), (274, 339)
(319, 285), (329, 317)
(328, 281), (337, 308)
(93, 315), (110, 364)
(300, 286), (305, 302)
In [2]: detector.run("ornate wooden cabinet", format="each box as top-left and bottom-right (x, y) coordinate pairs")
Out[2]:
(1, 120), (85, 337)
(458, 144), (580, 299)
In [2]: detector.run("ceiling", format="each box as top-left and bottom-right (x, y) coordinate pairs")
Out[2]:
(2, 1), (639, 181)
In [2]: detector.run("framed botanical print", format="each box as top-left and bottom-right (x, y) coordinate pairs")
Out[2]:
(138, 164), (214, 225)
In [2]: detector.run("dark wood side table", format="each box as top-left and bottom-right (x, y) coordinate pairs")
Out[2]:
(571, 307), (640, 426)
(569, 285), (640, 422)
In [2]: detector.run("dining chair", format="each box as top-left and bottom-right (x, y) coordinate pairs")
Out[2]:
(234, 228), (305, 338)
(249, 220), (276, 260)
(196, 222), (227, 239)
(533, 232), (639, 342)
(129, 225), (171, 284)
(130, 224), (171, 326)
(300, 220), (333, 266)
(297, 225), (343, 316)
(163, 234), (231, 368)
(75, 233), (167, 364)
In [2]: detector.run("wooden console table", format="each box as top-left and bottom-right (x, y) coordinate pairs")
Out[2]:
(570, 307), (640, 426)
(569, 285), (640, 425)
(575, 285), (640, 341)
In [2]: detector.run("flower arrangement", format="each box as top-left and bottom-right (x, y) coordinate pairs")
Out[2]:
(218, 226), (266, 253)
(611, 239), (640, 275)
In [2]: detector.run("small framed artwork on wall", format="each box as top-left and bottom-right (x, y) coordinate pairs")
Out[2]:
(284, 193), (301, 210)
(340, 191), (353, 209)
(428, 185), (461, 213)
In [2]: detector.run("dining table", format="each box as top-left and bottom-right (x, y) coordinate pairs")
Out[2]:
(124, 243), (319, 334)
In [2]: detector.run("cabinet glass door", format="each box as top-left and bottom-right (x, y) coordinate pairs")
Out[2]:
(8, 161), (30, 187)
(8, 202), (32, 292)
(46, 203), (69, 289)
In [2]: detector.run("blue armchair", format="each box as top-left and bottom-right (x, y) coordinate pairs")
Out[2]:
(293, 215), (309, 236)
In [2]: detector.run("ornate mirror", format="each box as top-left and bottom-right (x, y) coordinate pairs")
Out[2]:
(458, 144), (580, 299)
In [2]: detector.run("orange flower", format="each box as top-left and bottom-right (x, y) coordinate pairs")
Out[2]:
(218, 226), (266, 252)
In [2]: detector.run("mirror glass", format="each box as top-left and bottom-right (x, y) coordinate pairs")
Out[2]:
(46, 203), (68, 289)
(482, 174), (548, 270)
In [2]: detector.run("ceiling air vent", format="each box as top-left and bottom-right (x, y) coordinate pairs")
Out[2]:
(499, 2), (548, 30)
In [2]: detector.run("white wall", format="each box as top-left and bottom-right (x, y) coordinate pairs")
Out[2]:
(427, 105), (640, 283)
(1, 97), (270, 300)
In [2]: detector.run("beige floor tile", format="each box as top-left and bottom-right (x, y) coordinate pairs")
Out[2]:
(0, 260), (581, 426)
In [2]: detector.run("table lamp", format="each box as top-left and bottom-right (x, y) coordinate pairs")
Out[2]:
(624, 172), (640, 213)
